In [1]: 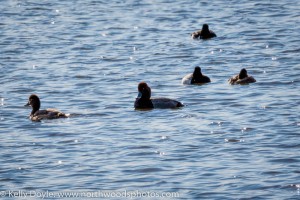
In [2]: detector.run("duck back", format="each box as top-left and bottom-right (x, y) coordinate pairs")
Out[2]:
(151, 98), (183, 109)
(228, 75), (256, 85)
(31, 109), (69, 121)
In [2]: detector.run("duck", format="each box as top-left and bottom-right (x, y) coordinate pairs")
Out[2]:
(182, 66), (211, 85)
(25, 94), (69, 121)
(134, 82), (184, 109)
(228, 68), (256, 85)
(191, 24), (217, 39)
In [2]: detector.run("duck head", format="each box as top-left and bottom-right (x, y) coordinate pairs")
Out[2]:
(202, 24), (209, 32)
(137, 82), (151, 100)
(193, 66), (203, 78)
(238, 68), (248, 79)
(135, 82), (154, 109)
(25, 94), (41, 115)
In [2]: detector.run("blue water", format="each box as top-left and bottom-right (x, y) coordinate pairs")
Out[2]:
(1, 0), (300, 199)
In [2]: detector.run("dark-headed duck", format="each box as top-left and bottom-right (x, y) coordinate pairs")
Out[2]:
(228, 68), (256, 85)
(25, 94), (69, 121)
(191, 24), (217, 39)
(182, 66), (211, 85)
(134, 82), (183, 109)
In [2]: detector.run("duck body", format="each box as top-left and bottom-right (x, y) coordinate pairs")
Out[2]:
(191, 24), (216, 39)
(182, 66), (211, 85)
(135, 97), (183, 109)
(228, 75), (256, 85)
(134, 82), (183, 109)
(182, 73), (194, 85)
(228, 68), (256, 85)
(30, 108), (68, 121)
(26, 94), (69, 122)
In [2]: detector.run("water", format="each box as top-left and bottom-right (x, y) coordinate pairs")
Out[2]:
(1, 0), (300, 199)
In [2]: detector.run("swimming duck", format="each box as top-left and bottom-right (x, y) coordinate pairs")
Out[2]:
(228, 68), (256, 85)
(191, 24), (217, 39)
(25, 94), (69, 121)
(182, 66), (211, 85)
(134, 82), (184, 109)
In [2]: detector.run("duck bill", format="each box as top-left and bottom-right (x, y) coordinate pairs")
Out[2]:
(24, 102), (30, 107)
(137, 92), (142, 98)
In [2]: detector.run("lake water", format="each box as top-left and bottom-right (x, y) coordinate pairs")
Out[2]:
(1, 0), (300, 199)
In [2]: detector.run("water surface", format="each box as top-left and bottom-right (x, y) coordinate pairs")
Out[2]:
(1, 0), (300, 199)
